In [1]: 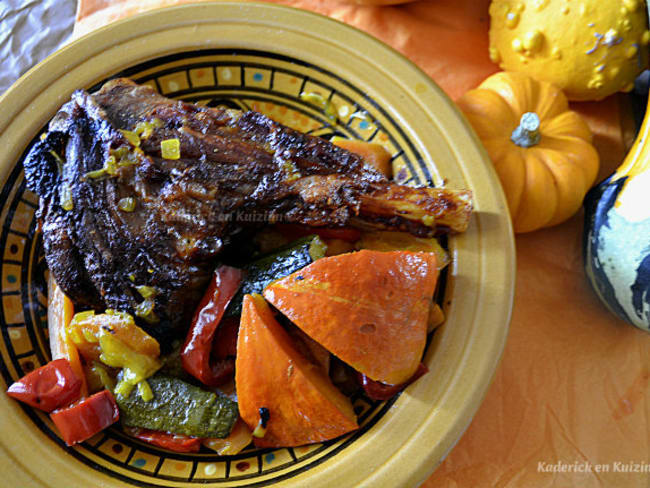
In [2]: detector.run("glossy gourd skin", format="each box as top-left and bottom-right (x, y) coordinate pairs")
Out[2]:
(457, 71), (600, 233)
(584, 99), (650, 332)
(489, 0), (650, 101)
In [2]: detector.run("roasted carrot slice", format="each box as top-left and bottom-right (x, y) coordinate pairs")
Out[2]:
(331, 137), (392, 178)
(48, 274), (88, 398)
(263, 250), (438, 385)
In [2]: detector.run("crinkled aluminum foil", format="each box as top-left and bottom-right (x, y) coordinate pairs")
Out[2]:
(0, 0), (76, 95)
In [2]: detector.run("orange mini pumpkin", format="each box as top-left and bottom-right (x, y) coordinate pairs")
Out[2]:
(456, 71), (599, 233)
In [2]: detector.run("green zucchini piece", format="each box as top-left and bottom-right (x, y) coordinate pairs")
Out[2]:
(225, 235), (326, 317)
(116, 375), (238, 438)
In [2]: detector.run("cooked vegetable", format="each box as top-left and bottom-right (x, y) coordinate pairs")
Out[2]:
(224, 235), (326, 318)
(48, 274), (88, 397)
(7, 359), (82, 412)
(116, 375), (238, 438)
(181, 266), (244, 386)
(134, 297), (159, 324)
(203, 418), (253, 455)
(66, 309), (161, 398)
(48, 149), (64, 167)
(125, 427), (202, 453)
(67, 310), (161, 398)
(85, 154), (118, 179)
(67, 309), (160, 361)
(264, 250), (438, 385)
(584, 94), (650, 332)
(352, 230), (449, 331)
(50, 390), (119, 446)
(117, 197), (136, 212)
(285, 323), (331, 375)
(133, 118), (163, 139)
(281, 160), (302, 182)
(111, 146), (141, 167)
(357, 230), (449, 269)
(119, 129), (141, 147)
(210, 316), (239, 360)
(136, 286), (157, 300)
(99, 332), (161, 399)
(236, 294), (358, 448)
(428, 303), (445, 332)
(331, 137), (392, 178)
(457, 71), (599, 233)
(161, 138), (180, 159)
(357, 363), (428, 401)
(85, 361), (116, 393)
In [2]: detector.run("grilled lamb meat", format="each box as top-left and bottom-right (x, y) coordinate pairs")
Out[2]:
(24, 78), (472, 343)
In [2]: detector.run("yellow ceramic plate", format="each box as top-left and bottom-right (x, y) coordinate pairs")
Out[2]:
(0, 3), (514, 487)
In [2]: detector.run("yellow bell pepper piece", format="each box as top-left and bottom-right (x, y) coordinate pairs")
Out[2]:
(98, 330), (160, 400)
(66, 309), (161, 400)
(67, 309), (160, 361)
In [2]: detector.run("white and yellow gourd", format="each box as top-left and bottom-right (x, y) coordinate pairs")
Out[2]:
(584, 97), (650, 332)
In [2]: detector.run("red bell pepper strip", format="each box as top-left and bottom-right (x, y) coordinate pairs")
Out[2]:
(7, 358), (82, 412)
(181, 265), (244, 386)
(358, 363), (429, 401)
(275, 224), (361, 243)
(211, 316), (240, 360)
(50, 389), (119, 446)
(126, 427), (202, 453)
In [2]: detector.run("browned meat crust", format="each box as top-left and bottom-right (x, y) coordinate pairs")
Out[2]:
(24, 79), (472, 342)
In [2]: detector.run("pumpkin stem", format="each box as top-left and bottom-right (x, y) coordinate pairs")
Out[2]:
(511, 112), (541, 148)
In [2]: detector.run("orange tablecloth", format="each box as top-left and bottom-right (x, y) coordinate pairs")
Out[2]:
(75, 1), (650, 486)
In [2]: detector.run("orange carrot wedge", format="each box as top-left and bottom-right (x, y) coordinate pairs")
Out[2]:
(263, 250), (438, 385)
(331, 137), (392, 178)
(236, 294), (358, 448)
(48, 273), (88, 398)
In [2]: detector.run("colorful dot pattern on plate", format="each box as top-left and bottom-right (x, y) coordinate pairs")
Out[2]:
(0, 49), (445, 487)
